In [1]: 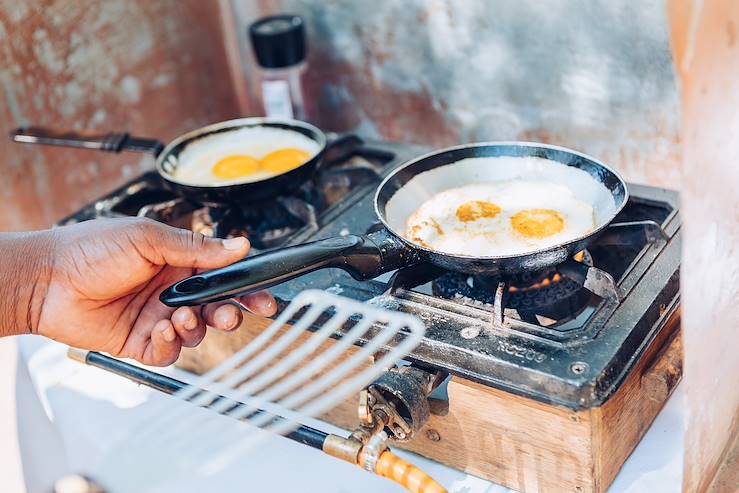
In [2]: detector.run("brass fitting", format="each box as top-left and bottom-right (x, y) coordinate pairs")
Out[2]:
(67, 348), (90, 364)
(358, 430), (389, 472)
(322, 434), (362, 464)
(357, 389), (373, 425)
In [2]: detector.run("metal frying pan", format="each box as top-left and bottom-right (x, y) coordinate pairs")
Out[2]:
(160, 142), (628, 307)
(11, 118), (355, 205)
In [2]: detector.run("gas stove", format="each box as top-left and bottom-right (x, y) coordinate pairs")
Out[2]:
(58, 135), (682, 492)
(58, 135), (681, 410)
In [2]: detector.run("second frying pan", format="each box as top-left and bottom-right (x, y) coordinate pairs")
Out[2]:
(160, 142), (628, 307)
(12, 118), (356, 205)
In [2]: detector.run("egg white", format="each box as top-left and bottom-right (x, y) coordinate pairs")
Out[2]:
(405, 180), (596, 256)
(173, 127), (321, 186)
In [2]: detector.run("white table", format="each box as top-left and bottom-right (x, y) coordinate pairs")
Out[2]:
(15, 335), (683, 493)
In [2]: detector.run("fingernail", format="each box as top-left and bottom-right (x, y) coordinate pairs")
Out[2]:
(222, 237), (248, 251)
(184, 318), (198, 331)
(216, 306), (238, 330)
(162, 325), (176, 342)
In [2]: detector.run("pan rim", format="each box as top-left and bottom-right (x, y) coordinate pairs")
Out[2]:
(155, 117), (327, 188)
(373, 140), (629, 262)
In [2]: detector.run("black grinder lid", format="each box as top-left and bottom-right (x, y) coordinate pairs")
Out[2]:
(249, 14), (306, 69)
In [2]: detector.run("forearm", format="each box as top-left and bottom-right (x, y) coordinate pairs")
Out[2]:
(0, 231), (54, 337)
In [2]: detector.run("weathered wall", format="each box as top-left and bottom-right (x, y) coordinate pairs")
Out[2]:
(668, 1), (739, 492)
(0, 0), (240, 231)
(0, 0), (683, 232)
(232, 0), (682, 187)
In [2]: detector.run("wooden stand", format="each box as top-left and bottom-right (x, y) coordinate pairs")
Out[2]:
(177, 311), (682, 493)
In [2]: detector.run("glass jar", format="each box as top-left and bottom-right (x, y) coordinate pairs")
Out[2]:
(249, 15), (310, 121)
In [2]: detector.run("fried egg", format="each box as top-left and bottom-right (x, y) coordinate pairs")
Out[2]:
(174, 127), (320, 186)
(405, 180), (595, 256)
(261, 148), (312, 174)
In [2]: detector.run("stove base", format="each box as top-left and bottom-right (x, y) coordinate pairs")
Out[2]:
(176, 310), (681, 493)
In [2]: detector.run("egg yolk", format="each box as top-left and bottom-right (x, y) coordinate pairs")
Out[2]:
(456, 201), (502, 222)
(511, 209), (565, 239)
(212, 155), (260, 179)
(261, 148), (310, 174)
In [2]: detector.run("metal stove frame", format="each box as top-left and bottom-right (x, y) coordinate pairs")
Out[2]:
(57, 138), (681, 411)
(270, 141), (682, 410)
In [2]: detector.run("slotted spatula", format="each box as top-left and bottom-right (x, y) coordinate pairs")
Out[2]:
(69, 290), (444, 493)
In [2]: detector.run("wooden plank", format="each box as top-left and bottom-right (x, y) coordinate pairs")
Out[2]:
(590, 311), (683, 492)
(398, 378), (594, 493)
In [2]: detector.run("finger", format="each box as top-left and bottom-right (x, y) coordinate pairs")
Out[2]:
(118, 270), (179, 357)
(238, 291), (278, 317)
(137, 219), (250, 269)
(202, 302), (243, 331)
(141, 319), (181, 366)
(171, 306), (207, 348)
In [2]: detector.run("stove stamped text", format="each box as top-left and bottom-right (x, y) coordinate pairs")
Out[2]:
(495, 340), (546, 363)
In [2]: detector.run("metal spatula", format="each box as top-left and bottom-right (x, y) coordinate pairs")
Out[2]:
(73, 290), (445, 493)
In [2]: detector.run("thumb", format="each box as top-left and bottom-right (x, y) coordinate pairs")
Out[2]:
(140, 221), (250, 269)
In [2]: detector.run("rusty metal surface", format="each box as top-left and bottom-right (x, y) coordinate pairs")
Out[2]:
(0, 1), (240, 230)
(231, 0), (682, 188)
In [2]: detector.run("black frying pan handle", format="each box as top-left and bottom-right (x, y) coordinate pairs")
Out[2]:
(11, 127), (165, 156)
(159, 229), (417, 307)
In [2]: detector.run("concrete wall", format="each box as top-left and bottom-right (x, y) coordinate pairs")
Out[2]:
(0, 1), (240, 231)
(232, 0), (682, 187)
(0, 0), (683, 231)
(668, 1), (739, 491)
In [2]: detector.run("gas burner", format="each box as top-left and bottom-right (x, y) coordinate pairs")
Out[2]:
(190, 199), (313, 249)
(432, 252), (597, 326)
(433, 271), (593, 327)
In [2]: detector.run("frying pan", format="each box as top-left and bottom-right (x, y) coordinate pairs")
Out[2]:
(159, 142), (628, 307)
(11, 118), (353, 205)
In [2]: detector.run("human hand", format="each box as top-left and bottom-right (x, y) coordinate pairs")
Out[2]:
(6, 218), (276, 366)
